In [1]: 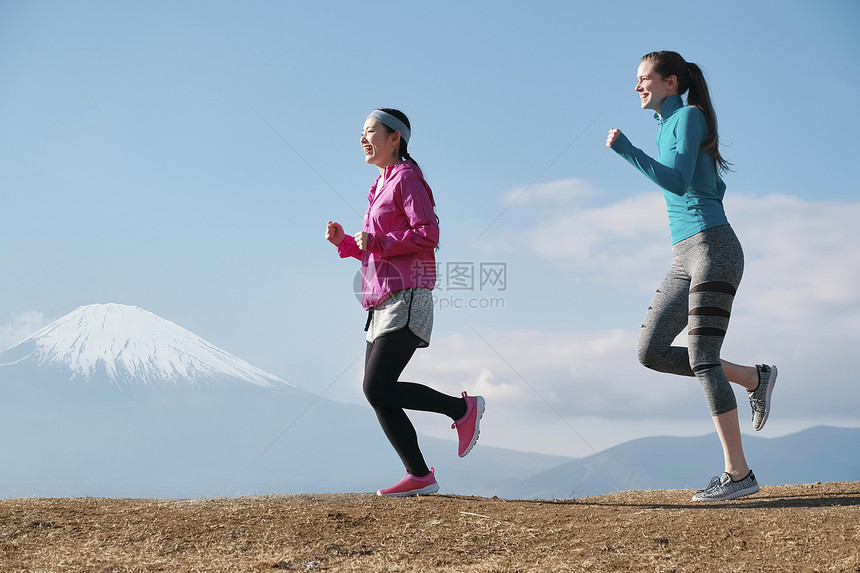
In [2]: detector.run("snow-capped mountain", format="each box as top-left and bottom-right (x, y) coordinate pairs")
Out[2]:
(0, 303), (288, 388)
(0, 301), (572, 498)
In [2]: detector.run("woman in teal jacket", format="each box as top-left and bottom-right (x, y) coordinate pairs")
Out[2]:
(607, 51), (778, 501)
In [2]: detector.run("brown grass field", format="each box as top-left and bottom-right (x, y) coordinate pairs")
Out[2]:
(1, 481), (858, 572)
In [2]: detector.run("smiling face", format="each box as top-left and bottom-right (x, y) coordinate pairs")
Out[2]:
(361, 117), (400, 169)
(635, 60), (678, 115)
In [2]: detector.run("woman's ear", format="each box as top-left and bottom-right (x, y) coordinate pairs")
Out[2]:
(667, 74), (679, 93)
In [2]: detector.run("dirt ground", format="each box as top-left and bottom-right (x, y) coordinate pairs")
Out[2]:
(1, 481), (858, 572)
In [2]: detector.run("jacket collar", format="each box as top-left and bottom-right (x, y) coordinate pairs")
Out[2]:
(383, 161), (410, 179)
(369, 162), (411, 205)
(369, 160), (435, 207)
(655, 94), (684, 123)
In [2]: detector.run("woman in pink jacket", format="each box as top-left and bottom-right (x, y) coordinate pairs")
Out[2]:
(326, 108), (485, 497)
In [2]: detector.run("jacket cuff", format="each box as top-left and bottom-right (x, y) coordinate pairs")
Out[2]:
(611, 132), (633, 155)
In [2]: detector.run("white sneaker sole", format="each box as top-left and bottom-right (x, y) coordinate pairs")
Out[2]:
(691, 483), (760, 502)
(754, 365), (778, 431)
(459, 396), (485, 458)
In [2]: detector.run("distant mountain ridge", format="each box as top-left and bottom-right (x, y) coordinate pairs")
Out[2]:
(478, 425), (860, 499)
(0, 303), (856, 499)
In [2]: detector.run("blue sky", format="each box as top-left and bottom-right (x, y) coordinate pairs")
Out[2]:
(1, 0), (859, 457)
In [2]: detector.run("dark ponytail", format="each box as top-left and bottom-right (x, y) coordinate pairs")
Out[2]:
(375, 107), (420, 170)
(642, 52), (730, 174)
(373, 107), (438, 245)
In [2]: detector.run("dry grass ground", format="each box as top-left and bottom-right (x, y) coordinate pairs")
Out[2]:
(1, 481), (858, 572)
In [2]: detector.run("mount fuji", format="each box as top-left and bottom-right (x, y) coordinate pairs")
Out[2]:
(0, 303), (568, 498)
(0, 303), (291, 388)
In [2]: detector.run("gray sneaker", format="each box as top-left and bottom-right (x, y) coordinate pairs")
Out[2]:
(748, 364), (778, 431)
(697, 474), (722, 493)
(691, 471), (760, 502)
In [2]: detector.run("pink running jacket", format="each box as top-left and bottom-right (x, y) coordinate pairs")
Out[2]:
(336, 161), (439, 310)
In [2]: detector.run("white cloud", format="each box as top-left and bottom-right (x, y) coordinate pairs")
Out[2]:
(512, 181), (860, 298)
(516, 184), (860, 325)
(404, 188), (860, 456)
(402, 327), (710, 457)
(517, 188), (671, 289)
(729, 194), (860, 319)
(406, 327), (701, 419)
(0, 311), (48, 350)
(402, 318), (859, 457)
(503, 177), (599, 206)
(333, 186), (860, 457)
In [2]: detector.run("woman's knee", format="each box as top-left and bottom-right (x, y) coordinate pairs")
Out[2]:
(695, 367), (737, 415)
(637, 333), (661, 370)
(362, 377), (381, 405)
(362, 375), (390, 407)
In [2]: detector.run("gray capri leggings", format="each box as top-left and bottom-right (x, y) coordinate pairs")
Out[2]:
(638, 224), (744, 416)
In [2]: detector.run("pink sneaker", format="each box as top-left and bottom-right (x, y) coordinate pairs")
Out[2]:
(376, 468), (439, 497)
(452, 392), (485, 457)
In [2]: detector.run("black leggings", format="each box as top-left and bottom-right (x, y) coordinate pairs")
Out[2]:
(363, 327), (467, 477)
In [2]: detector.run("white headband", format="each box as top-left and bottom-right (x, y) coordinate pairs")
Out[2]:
(368, 110), (411, 145)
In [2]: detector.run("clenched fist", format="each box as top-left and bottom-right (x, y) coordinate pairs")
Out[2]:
(606, 128), (622, 149)
(354, 231), (370, 251)
(325, 221), (345, 246)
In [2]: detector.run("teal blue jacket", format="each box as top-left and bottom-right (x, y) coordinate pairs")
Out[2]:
(611, 94), (728, 244)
